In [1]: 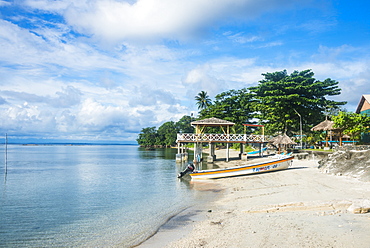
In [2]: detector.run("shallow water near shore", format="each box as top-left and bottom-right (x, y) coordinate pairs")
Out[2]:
(0, 145), (215, 247)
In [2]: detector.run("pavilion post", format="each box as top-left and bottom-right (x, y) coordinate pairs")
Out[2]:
(226, 143), (230, 162)
(193, 142), (197, 163)
(239, 143), (244, 159)
(259, 143), (263, 157)
(207, 142), (216, 163)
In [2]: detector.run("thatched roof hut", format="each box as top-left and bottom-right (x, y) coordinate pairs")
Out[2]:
(269, 134), (296, 152)
(191, 117), (235, 127)
(191, 117), (235, 135)
(311, 119), (338, 131)
(311, 119), (342, 147)
(272, 134), (297, 146)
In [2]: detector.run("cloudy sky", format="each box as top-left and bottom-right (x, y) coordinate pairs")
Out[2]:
(1, 0), (369, 143)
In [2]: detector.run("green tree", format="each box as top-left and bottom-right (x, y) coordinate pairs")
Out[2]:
(136, 127), (157, 147)
(249, 69), (346, 135)
(157, 121), (179, 147)
(199, 88), (256, 133)
(195, 91), (212, 110)
(136, 115), (196, 147)
(333, 111), (370, 141)
(176, 115), (195, 133)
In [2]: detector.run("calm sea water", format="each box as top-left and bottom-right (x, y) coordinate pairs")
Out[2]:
(0, 145), (212, 247)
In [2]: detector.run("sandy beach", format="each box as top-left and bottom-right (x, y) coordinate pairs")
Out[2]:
(139, 149), (370, 248)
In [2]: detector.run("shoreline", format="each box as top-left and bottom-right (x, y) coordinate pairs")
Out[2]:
(138, 179), (226, 248)
(138, 149), (370, 248)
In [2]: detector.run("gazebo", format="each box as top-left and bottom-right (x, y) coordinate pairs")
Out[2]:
(311, 119), (342, 146)
(191, 117), (235, 163)
(269, 134), (296, 153)
(176, 117), (266, 163)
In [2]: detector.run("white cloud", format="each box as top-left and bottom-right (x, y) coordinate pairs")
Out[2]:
(181, 57), (264, 95)
(182, 64), (226, 100)
(128, 85), (177, 107)
(225, 32), (263, 44)
(0, 19), (130, 77)
(2, 0), (369, 142)
(0, 96), (7, 105)
(302, 61), (370, 110)
(50, 86), (82, 108)
(77, 98), (125, 128)
(1, 102), (55, 134)
(1, 86), (81, 108)
(313, 45), (359, 62)
(255, 41), (283, 48)
(0, 0), (10, 7)
(23, 0), (305, 44)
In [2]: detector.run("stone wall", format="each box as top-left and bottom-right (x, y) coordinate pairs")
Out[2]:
(318, 146), (370, 182)
(334, 145), (370, 151)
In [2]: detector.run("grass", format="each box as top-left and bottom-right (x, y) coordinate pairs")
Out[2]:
(304, 148), (334, 152)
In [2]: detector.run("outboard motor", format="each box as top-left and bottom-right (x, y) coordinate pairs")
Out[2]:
(177, 163), (195, 178)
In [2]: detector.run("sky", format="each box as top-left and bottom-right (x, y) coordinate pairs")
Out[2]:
(0, 0), (370, 143)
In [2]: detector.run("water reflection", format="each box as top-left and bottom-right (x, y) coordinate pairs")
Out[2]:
(1, 145), (220, 247)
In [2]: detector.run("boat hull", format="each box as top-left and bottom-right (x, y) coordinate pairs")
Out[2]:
(189, 156), (294, 180)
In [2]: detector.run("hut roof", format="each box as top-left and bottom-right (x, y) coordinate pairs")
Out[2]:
(270, 134), (296, 145)
(191, 117), (235, 127)
(311, 119), (338, 131)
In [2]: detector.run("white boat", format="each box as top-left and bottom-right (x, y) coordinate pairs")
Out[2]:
(189, 155), (294, 180)
(247, 147), (267, 155)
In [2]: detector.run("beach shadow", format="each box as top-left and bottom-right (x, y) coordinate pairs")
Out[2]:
(287, 166), (309, 170)
(160, 210), (201, 230)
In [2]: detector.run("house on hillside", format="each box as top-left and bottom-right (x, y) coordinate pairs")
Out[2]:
(355, 94), (370, 143)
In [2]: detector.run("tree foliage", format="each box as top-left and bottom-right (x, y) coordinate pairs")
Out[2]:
(195, 91), (212, 110)
(137, 69), (349, 146)
(157, 121), (178, 146)
(249, 69), (346, 135)
(198, 88), (257, 133)
(176, 115), (196, 133)
(332, 111), (370, 141)
(136, 115), (195, 147)
(136, 127), (157, 147)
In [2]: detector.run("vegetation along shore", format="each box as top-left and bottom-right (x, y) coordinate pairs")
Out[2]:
(138, 69), (370, 247)
(137, 69), (370, 149)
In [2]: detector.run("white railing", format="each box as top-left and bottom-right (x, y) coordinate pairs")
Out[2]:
(177, 133), (264, 143)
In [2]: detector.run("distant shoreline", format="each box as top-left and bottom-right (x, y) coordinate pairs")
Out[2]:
(3, 143), (138, 146)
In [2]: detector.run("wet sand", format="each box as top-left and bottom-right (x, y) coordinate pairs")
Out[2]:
(139, 150), (370, 248)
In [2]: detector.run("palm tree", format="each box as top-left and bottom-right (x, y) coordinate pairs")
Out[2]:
(195, 91), (212, 110)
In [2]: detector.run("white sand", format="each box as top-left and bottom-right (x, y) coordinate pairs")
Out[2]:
(140, 150), (370, 248)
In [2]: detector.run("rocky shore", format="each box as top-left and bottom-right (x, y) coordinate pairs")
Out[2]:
(319, 146), (370, 182)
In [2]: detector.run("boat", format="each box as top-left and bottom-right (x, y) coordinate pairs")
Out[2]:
(187, 154), (294, 180)
(247, 147), (267, 155)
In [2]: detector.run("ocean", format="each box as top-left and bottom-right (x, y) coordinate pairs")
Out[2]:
(0, 145), (213, 247)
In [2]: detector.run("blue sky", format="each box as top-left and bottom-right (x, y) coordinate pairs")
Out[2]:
(1, 0), (370, 142)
